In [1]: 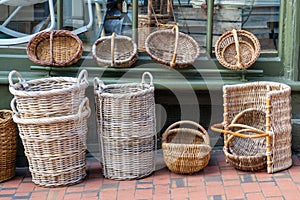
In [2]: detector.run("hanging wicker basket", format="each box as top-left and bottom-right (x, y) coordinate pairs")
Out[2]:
(92, 33), (138, 68)
(162, 120), (211, 174)
(145, 25), (200, 69)
(215, 29), (260, 70)
(0, 110), (17, 182)
(26, 30), (83, 67)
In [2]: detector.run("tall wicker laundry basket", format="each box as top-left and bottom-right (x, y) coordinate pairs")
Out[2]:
(0, 110), (17, 182)
(94, 72), (156, 180)
(11, 97), (91, 187)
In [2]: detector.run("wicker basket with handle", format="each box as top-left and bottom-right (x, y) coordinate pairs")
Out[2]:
(0, 110), (17, 182)
(8, 69), (88, 119)
(162, 120), (211, 174)
(215, 29), (260, 70)
(26, 30), (83, 67)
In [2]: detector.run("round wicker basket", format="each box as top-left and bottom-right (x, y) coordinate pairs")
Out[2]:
(27, 30), (83, 67)
(162, 120), (211, 174)
(92, 33), (138, 68)
(145, 25), (200, 69)
(215, 29), (260, 70)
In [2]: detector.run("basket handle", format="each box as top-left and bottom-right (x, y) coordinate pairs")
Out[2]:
(232, 29), (243, 69)
(163, 120), (210, 145)
(10, 97), (18, 116)
(93, 77), (105, 91)
(78, 97), (91, 119)
(77, 69), (88, 86)
(170, 24), (179, 68)
(110, 32), (116, 67)
(141, 72), (153, 86)
(8, 70), (28, 88)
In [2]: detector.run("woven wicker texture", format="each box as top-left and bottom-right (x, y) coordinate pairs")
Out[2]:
(145, 25), (200, 68)
(92, 33), (138, 68)
(8, 69), (88, 119)
(211, 81), (292, 173)
(162, 120), (211, 174)
(26, 30), (83, 67)
(11, 98), (91, 187)
(0, 110), (17, 182)
(94, 72), (156, 180)
(215, 29), (260, 70)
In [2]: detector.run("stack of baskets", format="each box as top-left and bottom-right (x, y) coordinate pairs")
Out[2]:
(0, 110), (17, 182)
(94, 72), (156, 180)
(162, 120), (211, 174)
(8, 69), (90, 187)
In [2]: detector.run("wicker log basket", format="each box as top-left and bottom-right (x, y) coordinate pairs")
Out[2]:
(211, 81), (292, 173)
(162, 120), (211, 174)
(215, 29), (260, 70)
(92, 33), (138, 68)
(94, 72), (156, 180)
(11, 97), (91, 187)
(145, 24), (200, 69)
(0, 110), (17, 182)
(8, 69), (88, 119)
(26, 30), (83, 67)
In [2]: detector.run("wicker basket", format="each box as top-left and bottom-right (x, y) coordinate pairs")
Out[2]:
(162, 120), (211, 174)
(0, 110), (17, 182)
(8, 69), (88, 119)
(215, 29), (260, 70)
(211, 81), (292, 173)
(145, 25), (200, 68)
(26, 30), (83, 67)
(94, 72), (156, 180)
(11, 97), (91, 187)
(92, 33), (138, 68)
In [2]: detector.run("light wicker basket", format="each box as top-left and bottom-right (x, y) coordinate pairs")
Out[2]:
(26, 30), (83, 67)
(211, 81), (292, 173)
(162, 120), (211, 174)
(0, 110), (17, 182)
(11, 97), (91, 187)
(8, 69), (88, 119)
(94, 72), (156, 180)
(92, 33), (138, 68)
(145, 25), (200, 68)
(215, 29), (260, 70)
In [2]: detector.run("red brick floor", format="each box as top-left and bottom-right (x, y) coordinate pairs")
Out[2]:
(1, 150), (300, 200)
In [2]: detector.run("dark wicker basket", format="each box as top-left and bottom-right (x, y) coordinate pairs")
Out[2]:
(27, 30), (83, 67)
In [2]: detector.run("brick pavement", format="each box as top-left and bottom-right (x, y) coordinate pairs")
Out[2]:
(1, 150), (300, 200)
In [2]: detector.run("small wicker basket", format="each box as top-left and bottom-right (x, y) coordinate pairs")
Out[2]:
(27, 30), (83, 67)
(0, 110), (17, 182)
(8, 69), (88, 119)
(215, 29), (260, 70)
(145, 25), (200, 68)
(162, 120), (211, 174)
(92, 33), (138, 68)
(11, 97), (91, 187)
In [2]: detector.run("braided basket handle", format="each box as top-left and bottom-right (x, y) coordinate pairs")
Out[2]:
(141, 72), (153, 86)
(170, 24), (179, 68)
(8, 70), (28, 88)
(111, 32), (116, 67)
(77, 69), (88, 86)
(163, 120), (210, 145)
(232, 29), (244, 69)
(93, 77), (106, 92)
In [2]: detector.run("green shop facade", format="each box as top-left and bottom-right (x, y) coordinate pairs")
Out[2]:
(0, 0), (299, 166)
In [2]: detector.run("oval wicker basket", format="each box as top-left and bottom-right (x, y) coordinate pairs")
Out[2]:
(215, 29), (260, 70)
(27, 30), (83, 67)
(162, 120), (211, 174)
(145, 25), (200, 69)
(92, 33), (138, 68)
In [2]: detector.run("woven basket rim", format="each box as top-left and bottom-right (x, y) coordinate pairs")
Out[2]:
(26, 30), (83, 67)
(145, 29), (200, 68)
(0, 109), (13, 123)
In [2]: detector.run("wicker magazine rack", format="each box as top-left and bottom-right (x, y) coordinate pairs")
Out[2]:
(145, 25), (200, 69)
(211, 81), (292, 173)
(162, 120), (211, 174)
(92, 33), (138, 68)
(215, 29), (260, 70)
(0, 110), (17, 182)
(94, 72), (156, 180)
(27, 30), (83, 67)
